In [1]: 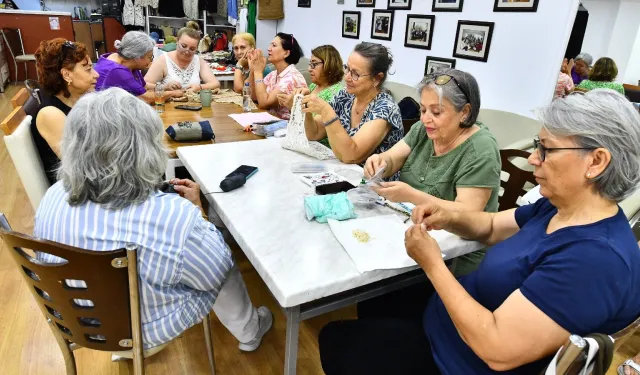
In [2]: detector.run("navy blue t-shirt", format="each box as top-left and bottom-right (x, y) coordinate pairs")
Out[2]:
(424, 198), (640, 375)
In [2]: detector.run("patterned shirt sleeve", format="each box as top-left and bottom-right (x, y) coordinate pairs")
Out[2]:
(179, 212), (234, 293)
(264, 71), (277, 94)
(368, 94), (403, 132)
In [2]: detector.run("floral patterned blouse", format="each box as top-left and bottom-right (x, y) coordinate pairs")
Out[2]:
(264, 64), (308, 119)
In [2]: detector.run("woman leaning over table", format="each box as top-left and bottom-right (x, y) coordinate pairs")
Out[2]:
(320, 89), (640, 375)
(32, 38), (99, 186)
(145, 26), (220, 96)
(231, 32), (273, 94)
(94, 31), (182, 104)
(247, 32), (307, 119)
(298, 42), (403, 168)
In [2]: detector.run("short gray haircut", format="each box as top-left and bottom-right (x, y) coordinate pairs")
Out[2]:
(536, 89), (640, 202)
(114, 31), (155, 60)
(575, 52), (593, 67)
(58, 87), (168, 209)
(417, 68), (481, 128)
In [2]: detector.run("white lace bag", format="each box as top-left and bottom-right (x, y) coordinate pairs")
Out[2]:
(282, 94), (335, 160)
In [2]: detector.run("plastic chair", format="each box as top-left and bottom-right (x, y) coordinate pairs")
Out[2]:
(0, 214), (217, 375)
(2, 112), (50, 210)
(1, 28), (38, 83)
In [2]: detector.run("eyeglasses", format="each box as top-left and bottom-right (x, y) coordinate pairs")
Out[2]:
(343, 64), (371, 82)
(424, 74), (470, 104)
(533, 137), (598, 162)
(309, 61), (324, 69)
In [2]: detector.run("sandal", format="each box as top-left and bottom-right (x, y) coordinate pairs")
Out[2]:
(618, 359), (640, 375)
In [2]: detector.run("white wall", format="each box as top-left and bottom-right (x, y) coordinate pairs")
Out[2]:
(607, 1), (640, 83)
(625, 26), (640, 85)
(581, 0), (620, 61)
(267, 0), (579, 117)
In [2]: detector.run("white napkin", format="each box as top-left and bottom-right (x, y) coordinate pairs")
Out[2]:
(328, 215), (485, 273)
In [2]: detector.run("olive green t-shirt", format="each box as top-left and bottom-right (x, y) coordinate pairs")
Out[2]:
(401, 122), (501, 276)
(401, 121), (501, 212)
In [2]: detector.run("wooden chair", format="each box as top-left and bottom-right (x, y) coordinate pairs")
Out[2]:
(11, 87), (28, 108)
(0, 215), (217, 375)
(0, 105), (25, 136)
(498, 149), (537, 211)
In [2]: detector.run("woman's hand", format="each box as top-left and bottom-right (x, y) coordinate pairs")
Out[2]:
(165, 80), (182, 91)
(411, 202), (452, 231)
(186, 83), (202, 93)
(170, 178), (202, 207)
(405, 224), (444, 273)
(364, 154), (387, 179)
(277, 93), (294, 109)
(293, 87), (311, 97)
(567, 58), (575, 73)
(372, 181), (415, 203)
(251, 49), (267, 73)
(301, 94), (332, 118)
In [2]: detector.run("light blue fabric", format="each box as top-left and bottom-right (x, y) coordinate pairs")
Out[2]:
(304, 192), (357, 223)
(34, 182), (234, 349)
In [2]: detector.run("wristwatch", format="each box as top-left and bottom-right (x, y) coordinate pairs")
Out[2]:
(235, 63), (244, 71)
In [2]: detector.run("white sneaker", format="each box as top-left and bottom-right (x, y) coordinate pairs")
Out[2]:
(238, 306), (273, 352)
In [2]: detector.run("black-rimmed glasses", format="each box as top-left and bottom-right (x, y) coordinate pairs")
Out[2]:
(533, 137), (598, 162)
(424, 74), (470, 104)
(343, 64), (371, 82)
(309, 61), (324, 69)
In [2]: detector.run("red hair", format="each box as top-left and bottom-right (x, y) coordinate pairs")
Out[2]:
(35, 38), (89, 97)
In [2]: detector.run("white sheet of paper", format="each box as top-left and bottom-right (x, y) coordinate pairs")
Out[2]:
(521, 185), (542, 205)
(329, 215), (485, 273)
(228, 112), (281, 127)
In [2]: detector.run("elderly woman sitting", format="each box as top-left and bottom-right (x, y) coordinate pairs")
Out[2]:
(319, 89), (640, 375)
(34, 88), (272, 352)
(361, 69), (500, 277)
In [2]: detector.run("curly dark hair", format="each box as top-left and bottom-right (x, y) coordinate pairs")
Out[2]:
(589, 57), (618, 82)
(35, 38), (89, 98)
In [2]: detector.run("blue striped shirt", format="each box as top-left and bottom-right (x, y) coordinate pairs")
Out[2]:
(34, 182), (234, 348)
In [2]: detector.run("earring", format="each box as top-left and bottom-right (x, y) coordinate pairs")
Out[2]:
(66, 80), (72, 86)
(587, 173), (591, 178)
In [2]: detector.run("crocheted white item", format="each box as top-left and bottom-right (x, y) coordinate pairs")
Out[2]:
(282, 94), (335, 160)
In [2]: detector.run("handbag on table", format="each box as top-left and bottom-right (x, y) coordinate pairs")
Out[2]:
(165, 121), (215, 142)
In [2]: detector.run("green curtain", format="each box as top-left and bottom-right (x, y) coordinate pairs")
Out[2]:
(248, 0), (257, 39)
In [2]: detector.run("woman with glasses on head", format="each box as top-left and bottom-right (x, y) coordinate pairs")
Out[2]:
(231, 33), (274, 94)
(297, 42), (403, 169)
(245, 32), (307, 120)
(145, 26), (221, 96)
(320, 89), (640, 375)
(94, 31), (181, 104)
(32, 38), (99, 185)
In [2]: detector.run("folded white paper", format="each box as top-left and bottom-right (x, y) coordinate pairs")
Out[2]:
(328, 215), (485, 273)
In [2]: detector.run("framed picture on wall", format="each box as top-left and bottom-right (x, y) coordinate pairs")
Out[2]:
(493, 0), (539, 12)
(388, 0), (411, 10)
(405, 15), (435, 50)
(298, 0), (311, 7)
(371, 10), (394, 41)
(356, 0), (376, 7)
(453, 20), (495, 62)
(343, 11), (361, 39)
(432, 0), (463, 12)
(424, 56), (457, 76)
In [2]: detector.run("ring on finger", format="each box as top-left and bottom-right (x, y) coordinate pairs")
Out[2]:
(304, 103), (308, 109)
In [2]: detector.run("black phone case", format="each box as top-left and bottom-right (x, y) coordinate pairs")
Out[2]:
(176, 105), (202, 111)
(315, 181), (356, 195)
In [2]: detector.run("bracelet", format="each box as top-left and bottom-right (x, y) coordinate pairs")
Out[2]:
(323, 116), (340, 127)
(254, 79), (264, 84)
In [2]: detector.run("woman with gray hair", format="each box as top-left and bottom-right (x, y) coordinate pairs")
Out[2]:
(34, 87), (273, 353)
(298, 42), (403, 169)
(94, 31), (184, 103)
(567, 52), (593, 85)
(363, 68), (500, 276)
(319, 89), (640, 375)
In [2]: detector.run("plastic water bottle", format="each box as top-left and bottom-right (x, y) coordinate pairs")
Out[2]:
(242, 83), (252, 112)
(154, 82), (165, 113)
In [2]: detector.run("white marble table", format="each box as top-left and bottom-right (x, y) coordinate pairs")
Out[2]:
(177, 139), (480, 375)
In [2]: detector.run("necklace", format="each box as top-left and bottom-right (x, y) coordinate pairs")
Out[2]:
(354, 91), (378, 115)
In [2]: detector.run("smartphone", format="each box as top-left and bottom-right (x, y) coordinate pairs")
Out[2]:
(316, 181), (356, 195)
(175, 105), (203, 111)
(226, 165), (259, 179)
